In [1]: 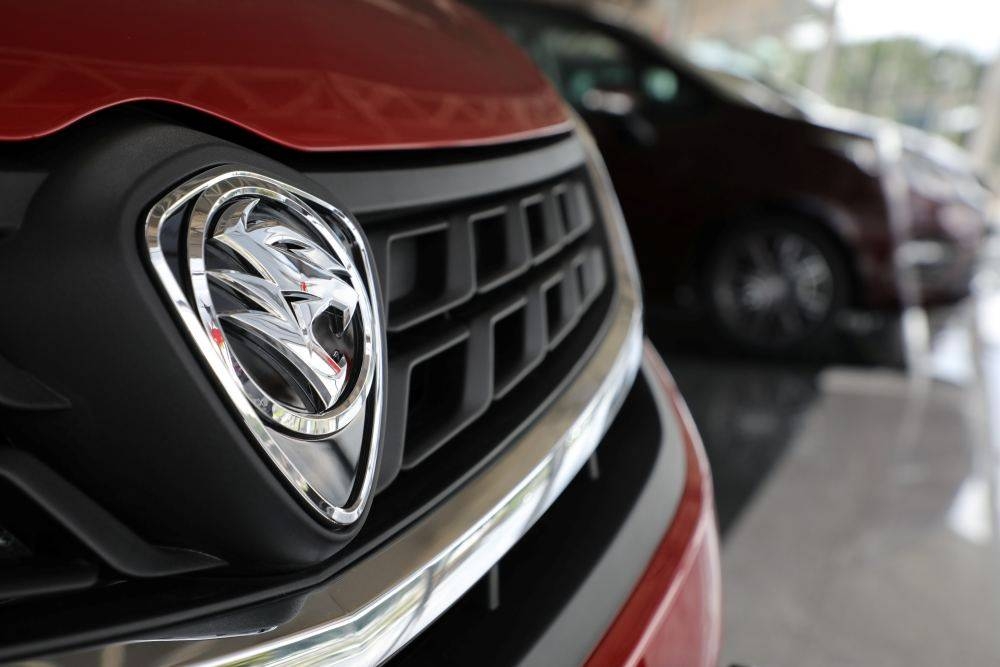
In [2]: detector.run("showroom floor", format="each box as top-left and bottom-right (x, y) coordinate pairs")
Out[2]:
(650, 242), (1000, 666)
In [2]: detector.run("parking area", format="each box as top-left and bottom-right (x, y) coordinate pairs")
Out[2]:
(650, 240), (1000, 666)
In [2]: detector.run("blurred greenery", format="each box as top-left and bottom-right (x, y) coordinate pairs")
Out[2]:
(789, 38), (986, 141)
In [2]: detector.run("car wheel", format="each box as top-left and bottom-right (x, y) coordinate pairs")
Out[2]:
(705, 218), (849, 354)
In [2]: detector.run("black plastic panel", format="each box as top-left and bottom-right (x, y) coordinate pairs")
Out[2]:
(0, 449), (223, 580)
(0, 114), (378, 571)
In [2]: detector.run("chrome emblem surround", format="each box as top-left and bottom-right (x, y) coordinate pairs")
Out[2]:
(144, 167), (384, 526)
(189, 188), (374, 437)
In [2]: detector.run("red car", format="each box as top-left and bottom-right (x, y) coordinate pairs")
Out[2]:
(0, 1), (719, 665)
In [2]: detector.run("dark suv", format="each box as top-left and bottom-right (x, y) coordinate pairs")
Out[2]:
(478, 1), (968, 352)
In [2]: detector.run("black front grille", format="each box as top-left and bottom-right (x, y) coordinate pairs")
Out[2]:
(364, 168), (610, 485)
(356, 164), (615, 540)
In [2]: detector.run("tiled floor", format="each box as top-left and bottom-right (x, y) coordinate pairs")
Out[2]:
(650, 247), (1000, 666)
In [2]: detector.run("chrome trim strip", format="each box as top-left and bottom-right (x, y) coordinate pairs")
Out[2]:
(46, 132), (641, 667)
(518, 350), (687, 667)
(192, 317), (641, 667)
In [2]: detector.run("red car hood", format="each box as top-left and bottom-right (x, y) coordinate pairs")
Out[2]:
(0, 0), (570, 151)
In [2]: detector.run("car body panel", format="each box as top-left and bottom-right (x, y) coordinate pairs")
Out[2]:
(0, 0), (570, 151)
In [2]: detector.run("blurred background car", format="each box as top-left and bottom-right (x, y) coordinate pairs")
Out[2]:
(684, 52), (996, 304)
(476, 0), (990, 354)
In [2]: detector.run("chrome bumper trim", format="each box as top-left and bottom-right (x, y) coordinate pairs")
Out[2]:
(201, 315), (641, 667)
(47, 133), (642, 667)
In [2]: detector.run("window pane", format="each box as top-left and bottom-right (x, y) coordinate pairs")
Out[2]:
(643, 67), (680, 103)
(536, 28), (637, 106)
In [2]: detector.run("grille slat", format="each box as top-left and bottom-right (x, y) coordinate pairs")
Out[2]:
(394, 325), (493, 469)
(472, 205), (531, 292)
(381, 219), (476, 332)
(522, 193), (562, 262)
(492, 287), (546, 400)
(556, 180), (594, 242)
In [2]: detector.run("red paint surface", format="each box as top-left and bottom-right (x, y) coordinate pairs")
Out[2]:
(586, 342), (722, 667)
(0, 1), (569, 151)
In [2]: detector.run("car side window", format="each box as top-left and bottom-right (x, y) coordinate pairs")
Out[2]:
(527, 24), (704, 119)
(642, 67), (680, 104)
(533, 26), (639, 108)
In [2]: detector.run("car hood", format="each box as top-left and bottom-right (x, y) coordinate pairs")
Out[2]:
(0, 0), (570, 151)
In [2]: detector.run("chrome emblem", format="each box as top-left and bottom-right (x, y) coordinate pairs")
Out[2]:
(208, 198), (360, 418)
(145, 168), (384, 525)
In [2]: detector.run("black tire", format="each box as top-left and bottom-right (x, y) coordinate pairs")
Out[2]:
(703, 216), (850, 355)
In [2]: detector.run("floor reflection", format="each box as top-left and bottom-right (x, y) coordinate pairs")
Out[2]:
(647, 301), (909, 536)
(648, 240), (1000, 666)
(655, 352), (820, 535)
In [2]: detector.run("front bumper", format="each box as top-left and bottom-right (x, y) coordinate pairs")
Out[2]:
(585, 344), (721, 667)
(23, 121), (720, 666)
(42, 342), (721, 667)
